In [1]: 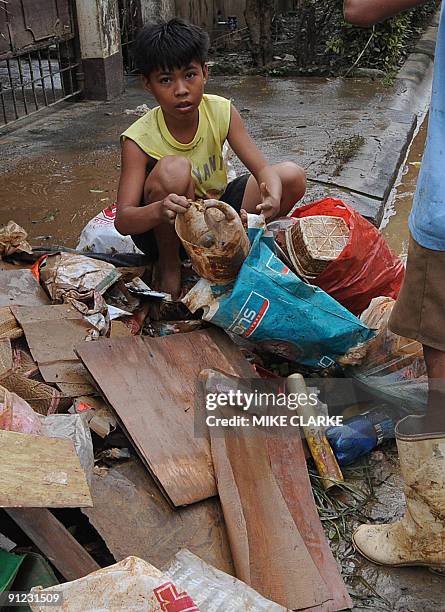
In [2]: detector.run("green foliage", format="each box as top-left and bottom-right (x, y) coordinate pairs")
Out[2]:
(296, 0), (439, 74)
(328, 10), (413, 73)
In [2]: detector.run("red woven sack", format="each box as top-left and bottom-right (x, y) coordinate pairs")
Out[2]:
(291, 198), (405, 315)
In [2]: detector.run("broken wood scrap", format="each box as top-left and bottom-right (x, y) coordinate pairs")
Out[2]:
(210, 429), (332, 610)
(11, 305), (93, 385)
(6, 508), (100, 581)
(76, 328), (255, 507)
(57, 382), (97, 398)
(0, 269), (49, 308)
(0, 306), (23, 341)
(82, 458), (234, 575)
(0, 430), (92, 508)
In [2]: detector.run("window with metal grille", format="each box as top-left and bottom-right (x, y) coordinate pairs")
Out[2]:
(0, 39), (81, 128)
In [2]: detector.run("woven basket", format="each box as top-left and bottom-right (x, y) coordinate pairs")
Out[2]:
(0, 338), (66, 415)
(0, 372), (65, 415)
(0, 307), (23, 341)
(285, 215), (349, 278)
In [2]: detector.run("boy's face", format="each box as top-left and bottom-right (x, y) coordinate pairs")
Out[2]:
(144, 61), (208, 120)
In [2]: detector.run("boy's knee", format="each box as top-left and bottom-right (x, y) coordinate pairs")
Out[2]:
(281, 162), (306, 193)
(145, 156), (193, 201)
(157, 156), (192, 180)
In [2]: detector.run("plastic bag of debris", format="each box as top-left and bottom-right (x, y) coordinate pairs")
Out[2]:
(31, 550), (287, 611)
(77, 204), (144, 255)
(40, 414), (94, 484)
(289, 199), (405, 315)
(38, 252), (121, 303)
(348, 296), (427, 412)
(183, 215), (373, 369)
(0, 221), (32, 259)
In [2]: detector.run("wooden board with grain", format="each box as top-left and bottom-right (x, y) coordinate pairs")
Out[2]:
(210, 430), (332, 611)
(0, 430), (92, 508)
(11, 305), (92, 385)
(82, 459), (234, 575)
(267, 434), (353, 611)
(6, 508), (99, 581)
(76, 329), (255, 507)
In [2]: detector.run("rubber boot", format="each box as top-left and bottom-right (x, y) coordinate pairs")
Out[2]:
(352, 415), (445, 569)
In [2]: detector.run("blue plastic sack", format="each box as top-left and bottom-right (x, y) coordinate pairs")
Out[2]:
(183, 218), (374, 368)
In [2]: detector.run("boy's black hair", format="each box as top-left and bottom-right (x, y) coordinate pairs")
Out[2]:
(134, 18), (210, 77)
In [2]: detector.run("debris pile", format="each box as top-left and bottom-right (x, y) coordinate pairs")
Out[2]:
(0, 204), (414, 609)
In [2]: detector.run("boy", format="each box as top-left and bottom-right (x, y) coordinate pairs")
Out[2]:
(115, 18), (306, 298)
(344, 0), (445, 571)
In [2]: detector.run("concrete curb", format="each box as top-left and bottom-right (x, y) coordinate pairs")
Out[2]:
(347, 12), (439, 226)
(389, 12), (439, 115)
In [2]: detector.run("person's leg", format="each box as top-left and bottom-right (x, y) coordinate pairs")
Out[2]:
(240, 162), (306, 215)
(143, 156), (194, 298)
(423, 345), (445, 430)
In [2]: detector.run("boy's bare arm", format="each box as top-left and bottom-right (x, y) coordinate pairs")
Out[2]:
(115, 139), (161, 235)
(227, 106), (282, 217)
(344, 0), (428, 27)
(115, 139), (188, 234)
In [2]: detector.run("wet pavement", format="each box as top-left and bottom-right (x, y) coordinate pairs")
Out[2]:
(0, 69), (429, 248)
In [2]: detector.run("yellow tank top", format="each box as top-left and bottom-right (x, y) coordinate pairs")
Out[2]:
(121, 94), (231, 199)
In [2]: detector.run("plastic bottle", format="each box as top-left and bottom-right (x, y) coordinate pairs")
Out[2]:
(326, 410), (395, 466)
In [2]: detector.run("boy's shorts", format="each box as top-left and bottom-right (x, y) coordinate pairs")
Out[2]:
(131, 174), (250, 259)
(389, 234), (445, 351)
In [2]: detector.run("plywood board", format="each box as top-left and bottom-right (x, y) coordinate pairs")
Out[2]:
(82, 459), (234, 575)
(11, 305), (92, 385)
(0, 269), (49, 308)
(210, 429), (331, 611)
(76, 329), (255, 507)
(267, 434), (353, 611)
(0, 430), (92, 507)
(6, 509), (99, 581)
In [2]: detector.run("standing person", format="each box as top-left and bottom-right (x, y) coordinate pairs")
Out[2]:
(344, 0), (445, 570)
(115, 18), (306, 299)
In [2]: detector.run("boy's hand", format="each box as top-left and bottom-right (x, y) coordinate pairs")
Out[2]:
(256, 182), (280, 220)
(159, 194), (190, 224)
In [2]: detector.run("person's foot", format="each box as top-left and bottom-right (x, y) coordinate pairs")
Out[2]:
(153, 261), (182, 300)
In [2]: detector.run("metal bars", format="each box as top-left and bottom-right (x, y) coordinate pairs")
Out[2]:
(0, 39), (80, 128)
(118, 0), (142, 73)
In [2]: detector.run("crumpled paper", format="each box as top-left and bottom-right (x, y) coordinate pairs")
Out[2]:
(39, 252), (121, 303)
(0, 221), (32, 259)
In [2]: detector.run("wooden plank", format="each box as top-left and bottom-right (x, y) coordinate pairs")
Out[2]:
(0, 430), (92, 508)
(267, 434), (353, 611)
(210, 429), (332, 610)
(11, 305), (93, 385)
(82, 459), (234, 575)
(76, 329), (255, 507)
(6, 508), (100, 581)
(0, 270), (49, 308)
(57, 382), (97, 397)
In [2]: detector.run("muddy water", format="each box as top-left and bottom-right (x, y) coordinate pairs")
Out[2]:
(382, 118), (428, 256)
(0, 150), (120, 248)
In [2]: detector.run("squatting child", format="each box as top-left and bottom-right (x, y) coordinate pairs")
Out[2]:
(115, 18), (306, 298)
